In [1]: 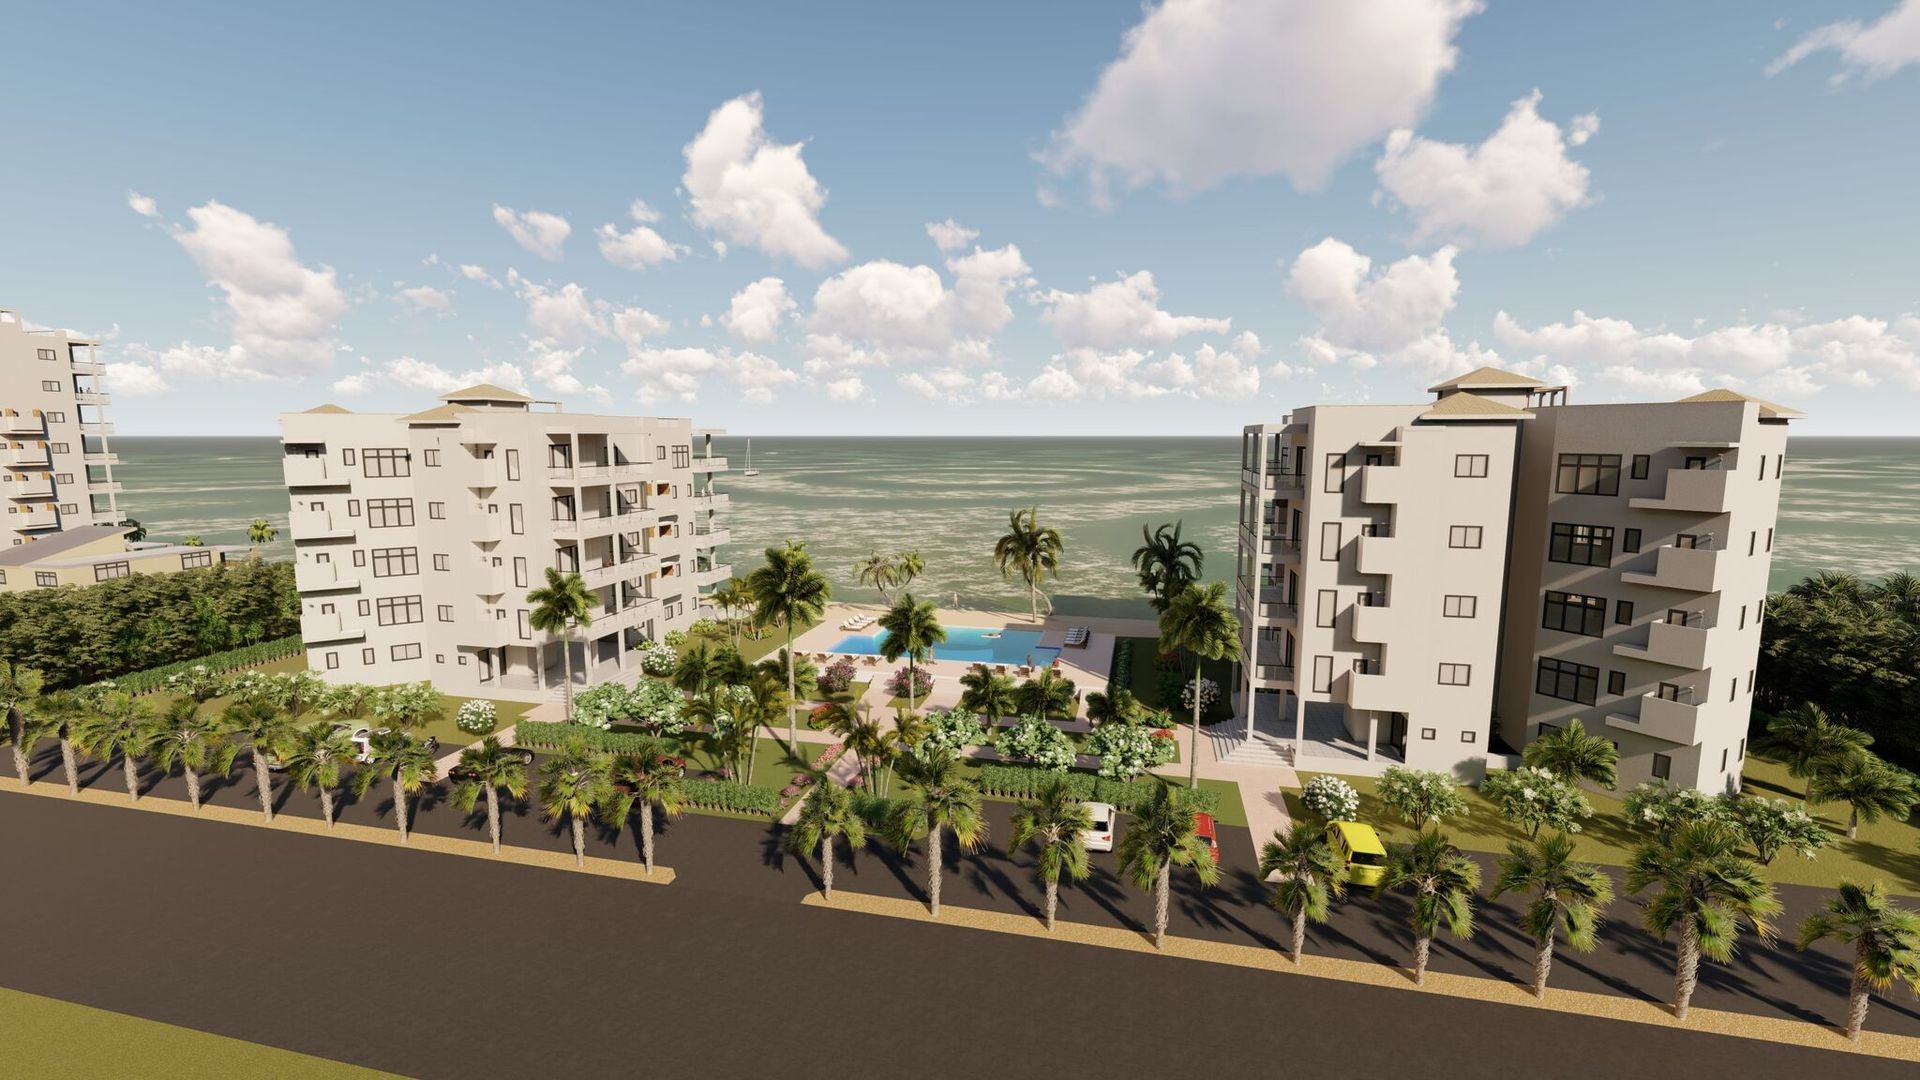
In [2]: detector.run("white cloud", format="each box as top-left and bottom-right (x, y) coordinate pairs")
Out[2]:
(1036, 270), (1229, 351)
(491, 204), (571, 260)
(393, 284), (453, 312)
(458, 264), (502, 289)
(528, 343), (586, 395)
(103, 361), (168, 395)
(1043, 0), (1483, 199)
(822, 374), (868, 402)
(1023, 331), (1266, 402)
(925, 219), (979, 252)
(610, 305), (671, 347)
(682, 92), (847, 267)
(1374, 90), (1597, 248)
(806, 244), (1031, 367)
(127, 192), (158, 217)
(1769, 0), (1920, 83)
(721, 277), (796, 343)
(620, 344), (801, 404)
(596, 199), (690, 270)
(330, 356), (529, 397)
(508, 272), (604, 346)
(1285, 238), (1459, 354)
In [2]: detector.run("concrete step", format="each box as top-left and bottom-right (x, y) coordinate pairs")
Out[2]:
(1217, 733), (1297, 769)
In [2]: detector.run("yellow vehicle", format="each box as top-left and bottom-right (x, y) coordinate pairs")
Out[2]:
(1325, 820), (1389, 887)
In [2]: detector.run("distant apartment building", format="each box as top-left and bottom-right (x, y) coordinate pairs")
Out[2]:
(279, 385), (731, 702)
(1235, 368), (1798, 793)
(0, 525), (251, 592)
(1, 309), (123, 547)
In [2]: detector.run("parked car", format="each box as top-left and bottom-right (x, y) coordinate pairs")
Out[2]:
(1082, 801), (1117, 852)
(1325, 820), (1388, 888)
(446, 746), (536, 784)
(1193, 811), (1219, 864)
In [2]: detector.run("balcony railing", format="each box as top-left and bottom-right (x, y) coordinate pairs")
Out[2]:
(6, 478), (54, 499)
(691, 456), (728, 472)
(1255, 663), (1295, 683)
(295, 562), (360, 593)
(1630, 467), (1733, 514)
(283, 455), (344, 487)
(14, 508), (59, 529)
(300, 611), (364, 644)
(79, 422), (114, 437)
(1258, 601), (1299, 621)
(289, 510), (354, 540)
(1, 446), (50, 467)
(0, 414), (45, 434)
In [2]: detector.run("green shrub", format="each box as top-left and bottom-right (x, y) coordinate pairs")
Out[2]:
(976, 763), (1218, 814)
(682, 778), (779, 815)
(1109, 639), (1135, 689)
(100, 635), (305, 697)
(514, 721), (660, 754)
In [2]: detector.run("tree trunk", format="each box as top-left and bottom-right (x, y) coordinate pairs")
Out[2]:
(486, 787), (502, 853)
(1189, 657), (1203, 786)
(319, 787), (336, 828)
(122, 753), (139, 803)
(1845, 965), (1871, 1041)
(560, 631), (576, 723)
(185, 768), (202, 810)
(928, 823), (944, 916)
(1674, 920), (1701, 1020)
(1154, 861), (1171, 949)
(1045, 878), (1059, 931)
(571, 815), (586, 867)
(907, 658), (917, 713)
(1291, 908), (1306, 964)
(1029, 577), (1038, 623)
(1413, 935), (1432, 985)
(821, 833), (835, 900)
(393, 779), (410, 843)
(1847, 807), (1860, 839)
(641, 801), (656, 874)
(9, 710), (27, 785)
(254, 751), (274, 822)
(60, 736), (77, 794)
(1532, 940), (1555, 998)
(785, 626), (798, 744)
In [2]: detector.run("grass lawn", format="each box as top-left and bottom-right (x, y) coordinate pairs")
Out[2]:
(823, 680), (870, 705)
(406, 695), (538, 751)
(687, 612), (825, 665)
(1118, 637), (1233, 723)
(1290, 753), (1920, 895)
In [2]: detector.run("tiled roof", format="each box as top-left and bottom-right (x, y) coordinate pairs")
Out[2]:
(0, 525), (128, 566)
(1675, 388), (1806, 420)
(1418, 391), (1533, 420)
(439, 383), (531, 403)
(402, 403), (474, 423)
(1426, 366), (1546, 392)
(302, 404), (352, 414)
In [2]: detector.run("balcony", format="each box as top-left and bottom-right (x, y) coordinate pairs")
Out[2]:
(1, 413), (45, 434)
(1343, 669), (1407, 713)
(2, 445), (50, 467)
(1354, 532), (1400, 577)
(551, 511), (621, 540)
(687, 492), (730, 512)
(691, 456), (728, 473)
(288, 510), (355, 541)
(1630, 468), (1733, 514)
(295, 562), (361, 593)
(7, 477), (55, 499)
(1620, 544), (1726, 594)
(73, 391), (111, 406)
(300, 611), (364, 644)
(79, 422), (114, 437)
(1613, 617), (1711, 670)
(1253, 663), (1295, 685)
(691, 526), (731, 548)
(1357, 464), (1413, 506)
(1605, 690), (1704, 745)
(13, 507), (59, 530)
(283, 455), (347, 488)
(91, 481), (125, 496)
(83, 451), (120, 467)
(1262, 534), (1300, 559)
(581, 558), (647, 590)
(69, 358), (104, 375)
(1350, 602), (1393, 644)
(693, 563), (732, 589)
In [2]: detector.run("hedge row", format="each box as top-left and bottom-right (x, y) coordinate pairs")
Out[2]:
(683, 778), (780, 816)
(1110, 638), (1135, 691)
(976, 762), (1219, 815)
(110, 635), (306, 697)
(513, 722), (662, 754)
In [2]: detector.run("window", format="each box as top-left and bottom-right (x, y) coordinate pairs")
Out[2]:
(370, 547), (419, 578)
(423, 449), (440, 467)
(375, 595), (424, 626)
(1319, 521), (1341, 561)
(1615, 600), (1634, 626)
(1324, 452), (1346, 493)
(673, 445), (691, 470)
(352, 550), (366, 567)
(56, 473), (72, 484)
(1536, 657), (1599, 705)
(93, 561), (131, 581)
(357, 599), (372, 617)
(1630, 454), (1650, 480)
(36, 348), (55, 360)
(1651, 753), (1672, 781)
(433, 554), (450, 571)
(1311, 655), (1333, 693)
(343, 449), (356, 466)
(180, 551), (212, 569)
(514, 556), (528, 588)
(1448, 525), (1482, 549)
(362, 448), (411, 478)
(1738, 605), (1746, 630)
(1676, 533), (1706, 550)
(1543, 591), (1606, 636)
(366, 498), (415, 528)
(1766, 527), (1774, 552)
(437, 605), (454, 622)
(505, 449), (521, 481)
(1437, 663), (1471, 686)
(656, 445), (666, 460)
(35, 571), (59, 587)
(45, 412), (65, 424)
(41, 380), (61, 392)
(1622, 527), (1642, 554)
(517, 610), (531, 640)
(1774, 456), (1782, 479)
(325, 651), (340, 670)
(1454, 454), (1489, 478)
(1749, 531), (1757, 556)
(1608, 670), (1627, 695)
(428, 501), (445, 520)
(347, 499), (361, 517)
(390, 643), (422, 662)
(1316, 590), (1337, 628)
(1548, 523), (1614, 566)
(49, 443), (68, 454)
(1461, 731), (1477, 743)
(362, 648), (377, 664)
(0, 570), (5, 584)
(1721, 748), (1729, 772)
(1420, 728), (1436, 740)
(1556, 453), (1622, 496)
(1442, 594), (1477, 618)
(509, 504), (524, 535)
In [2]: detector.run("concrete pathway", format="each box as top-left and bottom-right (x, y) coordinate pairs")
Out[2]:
(431, 722), (522, 778)
(778, 749), (861, 825)
(1153, 719), (1298, 876)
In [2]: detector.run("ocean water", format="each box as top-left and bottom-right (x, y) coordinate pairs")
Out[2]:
(108, 435), (1920, 618)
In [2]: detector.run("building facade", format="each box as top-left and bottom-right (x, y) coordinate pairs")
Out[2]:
(279, 385), (730, 702)
(0, 525), (251, 592)
(1, 309), (122, 547)
(1236, 369), (1799, 792)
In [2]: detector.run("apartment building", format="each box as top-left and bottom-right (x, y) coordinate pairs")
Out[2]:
(0, 525), (251, 592)
(1, 309), (122, 547)
(1235, 368), (1799, 792)
(279, 385), (731, 702)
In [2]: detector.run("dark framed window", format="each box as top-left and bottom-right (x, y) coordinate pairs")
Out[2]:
(1311, 655), (1333, 694)
(1460, 731), (1477, 743)
(1448, 525), (1482, 549)
(1622, 527), (1642, 553)
(510, 504), (525, 535)
(1615, 599), (1634, 625)
(362, 448), (411, 478)
(1543, 591), (1606, 636)
(428, 501), (445, 520)
(1437, 663), (1471, 686)
(433, 554), (450, 571)
(1324, 452), (1346, 493)
(1556, 453), (1622, 496)
(390, 643), (423, 662)
(370, 547), (419, 578)
(1630, 454), (1650, 480)
(357, 599), (371, 617)
(673, 445), (691, 470)
(347, 499), (361, 517)
(343, 448), (356, 466)
(1607, 670), (1627, 695)
(325, 651), (340, 670)
(1454, 454), (1489, 478)
(505, 449), (521, 481)
(36, 348), (56, 360)
(353, 550), (366, 567)
(366, 498), (415, 528)
(1548, 522), (1614, 566)
(423, 449), (440, 467)
(1319, 521), (1341, 561)
(1536, 657), (1599, 705)
(1651, 753), (1672, 780)
(437, 605), (454, 622)
(35, 571), (57, 587)
(362, 648), (376, 664)
(1442, 594), (1476, 618)
(375, 595), (424, 626)
(1315, 590), (1337, 628)
(93, 561), (131, 581)
(180, 551), (212, 569)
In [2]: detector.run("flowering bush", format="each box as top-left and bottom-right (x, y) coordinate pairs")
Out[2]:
(165, 664), (229, 703)
(993, 715), (1077, 772)
(370, 682), (444, 729)
(631, 678), (688, 734)
(818, 659), (859, 695)
(885, 665), (934, 700)
(914, 707), (988, 760)
(640, 643), (678, 676)
(1087, 721), (1176, 780)
(316, 683), (373, 719)
(1376, 767), (1469, 830)
(455, 699), (498, 735)
(688, 618), (721, 638)
(570, 683), (630, 730)
(1179, 676), (1220, 713)
(1302, 775), (1360, 822)
(663, 629), (688, 648)
(1622, 781), (1725, 842)
(1725, 795), (1832, 864)
(1481, 766), (1591, 838)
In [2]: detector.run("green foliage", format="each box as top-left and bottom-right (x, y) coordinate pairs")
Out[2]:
(1109, 639), (1134, 689)
(1622, 781), (1727, 843)
(455, 700), (498, 735)
(1759, 573), (1920, 768)
(1086, 721), (1176, 780)
(94, 635), (304, 697)
(914, 707), (989, 760)
(676, 778), (777, 816)
(515, 721), (664, 754)
(992, 714), (1076, 771)
(975, 762), (1219, 814)
(1376, 767), (1470, 831)
(570, 679), (688, 734)
(1725, 796), (1833, 865)
(1481, 766), (1592, 838)
(1301, 775), (1359, 822)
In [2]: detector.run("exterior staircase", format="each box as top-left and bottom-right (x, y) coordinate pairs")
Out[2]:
(1210, 719), (1297, 769)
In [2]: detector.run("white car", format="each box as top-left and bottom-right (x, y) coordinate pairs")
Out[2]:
(1082, 801), (1116, 852)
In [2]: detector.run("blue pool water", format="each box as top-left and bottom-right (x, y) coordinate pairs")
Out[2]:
(828, 626), (1062, 668)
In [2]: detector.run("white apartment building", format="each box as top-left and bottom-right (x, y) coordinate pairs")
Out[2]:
(1, 309), (123, 547)
(279, 385), (731, 702)
(1233, 368), (1799, 793)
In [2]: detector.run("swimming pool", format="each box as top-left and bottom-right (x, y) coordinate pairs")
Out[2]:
(827, 625), (1062, 668)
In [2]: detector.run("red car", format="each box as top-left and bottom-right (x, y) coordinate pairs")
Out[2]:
(1193, 812), (1220, 864)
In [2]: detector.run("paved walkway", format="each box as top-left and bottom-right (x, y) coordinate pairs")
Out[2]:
(778, 750), (862, 825)
(1152, 719), (1298, 874)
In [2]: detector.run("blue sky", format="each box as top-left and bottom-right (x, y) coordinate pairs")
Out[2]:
(3, 0), (1918, 436)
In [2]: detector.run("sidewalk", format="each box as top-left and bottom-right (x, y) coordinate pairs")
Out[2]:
(1153, 718), (1298, 875)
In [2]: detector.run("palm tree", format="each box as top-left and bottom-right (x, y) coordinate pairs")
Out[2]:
(788, 777), (867, 900)
(183, 534), (203, 546)
(756, 649), (818, 701)
(612, 738), (685, 875)
(1378, 829), (1481, 985)
(886, 747), (986, 917)
(222, 700), (290, 822)
(1809, 754), (1918, 839)
(1259, 825), (1348, 964)
(1119, 783), (1220, 948)
(281, 722), (356, 827)
(687, 685), (749, 780)
(879, 593), (945, 713)
(883, 708), (929, 796)
(1490, 833), (1615, 998)
(993, 507), (1064, 623)
(833, 708), (891, 795)
(852, 552), (899, 603)
(1010, 777), (1094, 930)
(352, 731), (437, 843)
(1159, 580), (1239, 786)
(538, 741), (614, 867)
(1764, 702), (1872, 800)
(672, 643), (719, 695)
(75, 692), (151, 803)
(737, 670), (789, 784)
(1131, 522), (1204, 613)
(1627, 821), (1782, 1020)
(450, 737), (529, 854)
(746, 541), (831, 742)
(1, 659), (44, 782)
(1797, 880), (1920, 1042)
(142, 699), (236, 811)
(1085, 686), (1142, 728)
(708, 578), (749, 646)
(526, 567), (595, 722)
(897, 550), (925, 593)
(1522, 718), (1619, 789)
(120, 517), (146, 542)
(31, 691), (86, 794)
(958, 665), (1018, 727)
(1016, 668), (1077, 721)
(247, 517), (279, 544)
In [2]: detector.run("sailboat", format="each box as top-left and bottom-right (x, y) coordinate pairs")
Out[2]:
(742, 439), (760, 477)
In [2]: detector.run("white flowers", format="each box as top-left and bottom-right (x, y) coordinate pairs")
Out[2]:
(1302, 775), (1360, 821)
(1180, 676), (1220, 711)
(455, 700), (497, 735)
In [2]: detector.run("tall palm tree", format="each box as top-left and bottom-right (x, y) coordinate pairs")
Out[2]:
(1159, 580), (1239, 786)
(738, 669), (790, 784)
(1259, 825), (1348, 964)
(1869, 571), (1920, 623)
(1764, 702), (1873, 800)
(1010, 777), (1094, 930)
(672, 643), (719, 695)
(959, 665), (1018, 726)
(31, 691), (86, 794)
(746, 541), (831, 742)
(687, 685), (750, 781)
(1522, 718), (1619, 789)
(1016, 668), (1077, 721)
(756, 649), (818, 701)
(1490, 833), (1615, 998)
(709, 578), (748, 646)
(1378, 829), (1481, 986)
(852, 552), (899, 603)
(788, 777), (867, 900)
(1797, 880), (1920, 1042)
(1627, 820), (1782, 1020)
(897, 550), (925, 593)
(450, 737), (530, 854)
(281, 722), (356, 827)
(886, 747), (986, 917)
(246, 517), (279, 544)
(612, 738), (685, 875)
(142, 699), (236, 811)
(1, 659), (45, 782)
(538, 741), (615, 867)
(884, 708), (929, 796)
(879, 593), (945, 713)
(833, 708), (891, 795)
(1119, 783), (1220, 949)
(352, 731), (437, 843)
(526, 567), (596, 722)
(75, 692), (152, 803)
(1809, 754), (1918, 839)
(1130, 522), (1204, 613)
(993, 506), (1064, 622)
(222, 700), (290, 822)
